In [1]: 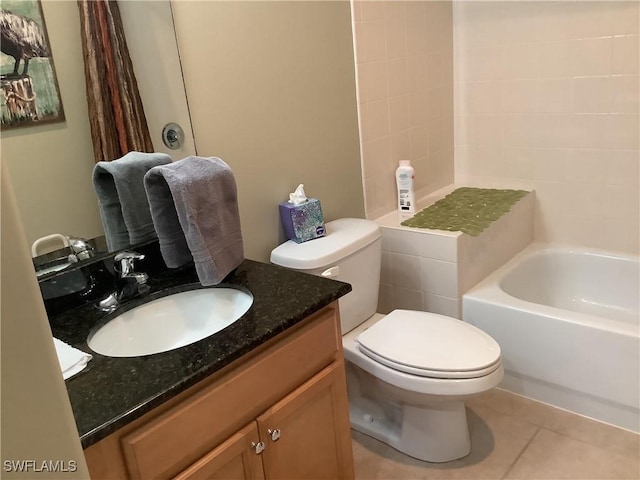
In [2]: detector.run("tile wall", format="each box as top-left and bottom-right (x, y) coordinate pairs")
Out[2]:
(454, 1), (640, 254)
(352, 0), (455, 220)
(353, 1), (638, 255)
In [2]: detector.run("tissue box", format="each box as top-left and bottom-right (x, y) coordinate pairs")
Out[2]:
(279, 199), (326, 243)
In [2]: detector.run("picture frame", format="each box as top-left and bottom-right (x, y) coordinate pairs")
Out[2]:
(0, 0), (65, 129)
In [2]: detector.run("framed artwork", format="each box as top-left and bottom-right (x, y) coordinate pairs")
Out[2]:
(0, 0), (65, 129)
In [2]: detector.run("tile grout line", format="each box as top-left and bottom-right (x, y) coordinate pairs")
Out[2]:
(500, 426), (541, 480)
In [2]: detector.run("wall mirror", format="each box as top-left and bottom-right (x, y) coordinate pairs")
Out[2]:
(1, 0), (195, 276)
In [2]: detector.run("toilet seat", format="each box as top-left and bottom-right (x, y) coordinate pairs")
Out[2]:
(356, 310), (502, 380)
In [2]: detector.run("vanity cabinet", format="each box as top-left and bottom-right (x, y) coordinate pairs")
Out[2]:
(84, 303), (355, 480)
(175, 362), (348, 480)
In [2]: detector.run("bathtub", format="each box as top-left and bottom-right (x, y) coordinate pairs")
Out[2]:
(463, 243), (640, 432)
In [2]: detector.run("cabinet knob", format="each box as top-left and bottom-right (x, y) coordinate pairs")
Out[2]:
(251, 441), (265, 454)
(267, 428), (281, 441)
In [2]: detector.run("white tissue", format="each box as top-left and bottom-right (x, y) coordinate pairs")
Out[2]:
(289, 184), (308, 205)
(53, 338), (92, 380)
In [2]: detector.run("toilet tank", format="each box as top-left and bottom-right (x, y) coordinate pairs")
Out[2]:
(270, 218), (381, 334)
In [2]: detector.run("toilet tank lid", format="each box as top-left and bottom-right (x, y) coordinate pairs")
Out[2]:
(270, 218), (381, 270)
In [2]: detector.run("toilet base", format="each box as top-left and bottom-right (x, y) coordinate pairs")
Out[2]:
(346, 359), (475, 463)
(350, 398), (471, 463)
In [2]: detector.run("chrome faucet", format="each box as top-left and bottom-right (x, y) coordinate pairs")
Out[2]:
(97, 251), (149, 312)
(68, 236), (95, 261)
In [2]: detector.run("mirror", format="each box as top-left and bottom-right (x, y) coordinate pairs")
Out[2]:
(1, 0), (195, 274)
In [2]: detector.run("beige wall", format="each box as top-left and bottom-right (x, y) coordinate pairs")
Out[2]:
(1, 166), (89, 479)
(171, 0), (365, 262)
(352, 0), (455, 220)
(454, 0), (639, 254)
(1, 0), (104, 246)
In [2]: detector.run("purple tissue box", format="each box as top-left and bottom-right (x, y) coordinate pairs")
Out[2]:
(279, 199), (326, 243)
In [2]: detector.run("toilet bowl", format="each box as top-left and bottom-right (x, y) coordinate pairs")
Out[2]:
(344, 312), (503, 462)
(270, 218), (503, 462)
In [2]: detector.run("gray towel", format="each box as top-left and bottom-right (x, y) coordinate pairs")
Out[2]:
(93, 151), (171, 251)
(143, 156), (244, 286)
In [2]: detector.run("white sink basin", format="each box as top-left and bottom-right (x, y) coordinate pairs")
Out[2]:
(87, 288), (253, 357)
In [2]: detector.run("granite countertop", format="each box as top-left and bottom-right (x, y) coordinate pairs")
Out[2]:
(49, 259), (351, 448)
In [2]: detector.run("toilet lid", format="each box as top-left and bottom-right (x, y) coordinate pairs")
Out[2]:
(356, 310), (502, 379)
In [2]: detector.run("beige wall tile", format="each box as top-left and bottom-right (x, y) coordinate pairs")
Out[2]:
(392, 286), (425, 311)
(536, 40), (574, 78)
(405, 1), (427, 55)
(361, 137), (391, 179)
(572, 76), (611, 113)
(360, 20), (387, 63)
(569, 37), (613, 77)
(363, 99), (390, 142)
(613, 35), (640, 75)
(613, 1), (640, 35)
(357, 61), (388, 104)
(500, 79), (540, 114)
(423, 293), (459, 318)
(610, 75), (640, 113)
(384, 1), (406, 59)
(459, 46), (505, 82)
(606, 114), (640, 150)
(535, 1), (574, 42)
(537, 78), (572, 114)
(408, 90), (430, 126)
(360, 0), (384, 22)
(569, 0), (614, 40)
(388, 95), (410, 134)
(389, 129), (411, 161)
(409, 125), (428, 161)
(386, 57), (408, 97)
(355, 1), (454, 219)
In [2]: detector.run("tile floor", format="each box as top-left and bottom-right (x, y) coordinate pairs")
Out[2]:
(352, 388), (640, 480)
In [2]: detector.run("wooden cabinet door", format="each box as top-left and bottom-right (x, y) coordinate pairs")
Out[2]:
(173, 423), (266, 480)
(257, 361), (355, 480)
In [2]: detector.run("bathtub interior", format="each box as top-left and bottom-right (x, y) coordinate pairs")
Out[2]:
(499, 248), (640, 323)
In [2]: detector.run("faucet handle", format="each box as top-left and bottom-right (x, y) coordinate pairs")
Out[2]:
(114, 251), (145, 277)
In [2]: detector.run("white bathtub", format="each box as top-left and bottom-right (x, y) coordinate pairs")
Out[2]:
(463, 243), (640, 432)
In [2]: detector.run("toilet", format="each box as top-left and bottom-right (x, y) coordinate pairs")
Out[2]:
(270, 218), (503, 463)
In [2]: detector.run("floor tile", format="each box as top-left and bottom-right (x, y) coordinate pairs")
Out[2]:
(353, 389), (640, 480)
(353, 403), (538, 480)
(468, 388), (640, 458)
(504, 428), (640, 480)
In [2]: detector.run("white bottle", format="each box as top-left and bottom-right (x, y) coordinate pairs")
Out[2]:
(395, 160), (415, 214)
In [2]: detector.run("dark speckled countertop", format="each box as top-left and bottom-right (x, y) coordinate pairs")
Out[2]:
(48, 259), (351, 448)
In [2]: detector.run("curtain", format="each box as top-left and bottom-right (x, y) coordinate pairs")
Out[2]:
(77, 0), (153, 163)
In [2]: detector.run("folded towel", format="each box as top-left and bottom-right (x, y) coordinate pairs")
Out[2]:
(53, 338), (92, 380)
(144, 156), (244, 285)
(93, 151), (172, 251)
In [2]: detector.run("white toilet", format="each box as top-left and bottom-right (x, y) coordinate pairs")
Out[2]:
(270, 218), (503, 463)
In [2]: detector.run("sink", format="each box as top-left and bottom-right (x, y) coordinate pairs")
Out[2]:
(87, 288), (253, 357)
